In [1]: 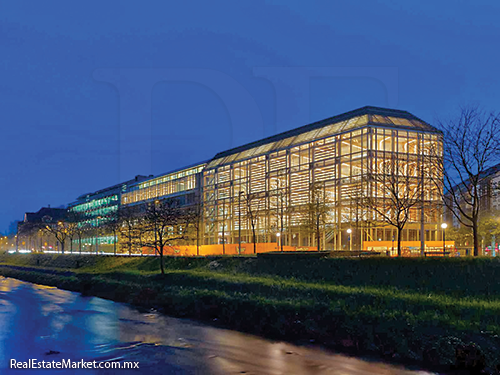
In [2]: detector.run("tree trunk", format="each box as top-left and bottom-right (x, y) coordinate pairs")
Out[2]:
(196, 225), (200, 256)
(473, 220), (480, 256)
(316, 215), (320, 251)
(397, 227), (402, 257)
(128, 231), (132, 255)
(159, 246), (165, 274)
(113, 230), (117, 255)
(222, 223), (225, 255)
(60, 240), (65, 254)
(127, 226), (132, 255)
(251, 222), (256, 254)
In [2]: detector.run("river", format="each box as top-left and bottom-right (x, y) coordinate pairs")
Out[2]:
(0, 276), (437, 374)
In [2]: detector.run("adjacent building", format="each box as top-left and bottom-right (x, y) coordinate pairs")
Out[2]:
(20, 206), (67, 252)
(444, 162), (500, 253)
(121, 163), (206, 208)
(67, 175), (150, 253)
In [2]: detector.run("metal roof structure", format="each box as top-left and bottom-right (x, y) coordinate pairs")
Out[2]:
(206, 106), (439, 169)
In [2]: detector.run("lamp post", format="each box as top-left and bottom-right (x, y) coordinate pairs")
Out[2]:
(347, 228), (352, 251)
(441, 223), (447, 256)
(238, 191), (243, 255)
(276, 232), (281, 251)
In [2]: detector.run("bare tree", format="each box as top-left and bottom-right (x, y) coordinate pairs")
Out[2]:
(143, 199), (192, 274)
(429, 107), (500, 256)
(66, 209), (90, 254)
(245, 192), (263, 254)
(65, 211), (86, 254)
(220, 199), (230, 255)
(345, 175), (394, 251)
(42, 215), (69, 254)
(66, 221), (77, 254)
(17, 221), (38, 252)
(118, 205), (141, 255)
(365, 156), (422, 256)
(271, 174), (288, 252)
(185, 201), (202, 256)
(345, 178), (371, 250)
(75, 225), (87, 254)
(104, 211), (121, 255)
(302, 183), (332, 251)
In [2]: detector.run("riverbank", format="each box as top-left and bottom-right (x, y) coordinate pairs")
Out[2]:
(1, 253), (499, 374)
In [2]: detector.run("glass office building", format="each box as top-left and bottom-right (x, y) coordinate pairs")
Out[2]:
(68, 175), (150, 252)
(201, 106), (443, 253)
(121, 164), (205, 207)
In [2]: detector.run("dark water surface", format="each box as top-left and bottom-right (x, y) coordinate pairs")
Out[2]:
(0, 277), (436, 374)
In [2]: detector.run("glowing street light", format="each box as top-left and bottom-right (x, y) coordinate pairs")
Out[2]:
(347, 228), (352, 251)
(441, 223), (448, 256)
(238, 191), (243, 255)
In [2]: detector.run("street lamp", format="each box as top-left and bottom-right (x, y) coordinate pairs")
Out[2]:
(276, 232), (281, 251)
(441, 223), (448, 256)
(347, 228), (352, 251)
(238, 191), (243, 255)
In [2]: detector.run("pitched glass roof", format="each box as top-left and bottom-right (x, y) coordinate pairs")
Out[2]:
(206, 106), (439, 169)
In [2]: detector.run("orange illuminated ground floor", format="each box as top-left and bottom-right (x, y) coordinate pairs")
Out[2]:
(135, 241), (457, 257)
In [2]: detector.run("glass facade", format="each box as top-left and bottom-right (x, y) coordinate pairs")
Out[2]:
(70, 195), (119, 227)
(201, 110), (442, 252)
(122, 165), (205, 206)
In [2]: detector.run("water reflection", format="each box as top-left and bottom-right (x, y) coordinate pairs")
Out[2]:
(0, 276), (22, 292)
(0, 277), (437, 374)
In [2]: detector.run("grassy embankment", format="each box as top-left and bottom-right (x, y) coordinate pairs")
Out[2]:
(0, 253), (499, 373)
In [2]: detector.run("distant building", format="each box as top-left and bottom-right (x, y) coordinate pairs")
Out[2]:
(19, 206), (67, 252)
(477, 164), (500, 212)
(444, 162), (500, 238)
(67, 175), (150, 253)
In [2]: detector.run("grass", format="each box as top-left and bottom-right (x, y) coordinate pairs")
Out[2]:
(0, 253), (499, 372)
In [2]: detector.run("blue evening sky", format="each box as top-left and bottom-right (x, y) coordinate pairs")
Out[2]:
(1, 0), (499, 233)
